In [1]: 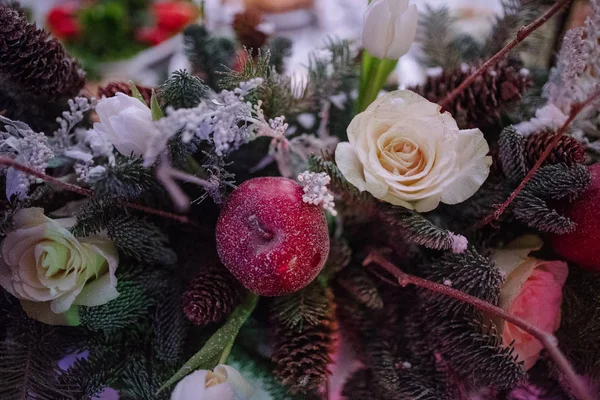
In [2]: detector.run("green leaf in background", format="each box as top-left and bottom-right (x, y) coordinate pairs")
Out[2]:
(129, 81), (147, 104)
(157, 292), (259, 394)
(151, 90), (164, 120)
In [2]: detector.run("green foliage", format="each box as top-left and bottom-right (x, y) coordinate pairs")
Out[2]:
(499, 126), (528, 181)
(264, 37), (293, 74)
(89, 156), (156, 200)
(417, 6), (464, 69)
(106, 215), (177, 265)
(184, 24), (236, 90)
(158, 70), (209, 110)
(270, 280), (330, 332)
(229, 345), (306, 400)
(152, 287), (188, 365)
(70, 197), (118, 237)
(0, 316), (74, 400)
(336, 264), (383, 310)
(117, 352), (175, 400)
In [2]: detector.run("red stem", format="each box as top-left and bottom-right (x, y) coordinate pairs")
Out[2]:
(477, 90), (600, 228)
(363, 251), (593, 400)
(0, 156), (191, 224)
(439, 0), (572, 110)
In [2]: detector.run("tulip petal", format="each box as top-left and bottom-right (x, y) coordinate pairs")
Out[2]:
(386, 0), (409, 17)
(440, 128), (491, 205)
(214, 365), (255, 399)
(171, 370), (213, 400)
(362, 0), (393, 59)
(335, 142), (368, 192)
(386, 3), (418, 59)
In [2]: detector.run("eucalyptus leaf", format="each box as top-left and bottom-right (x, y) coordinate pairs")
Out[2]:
(157, 292), (259, 394)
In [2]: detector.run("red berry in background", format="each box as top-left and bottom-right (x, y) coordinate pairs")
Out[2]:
(46, 5), (80, 40)
(153, 1), (199, 33)
(135, 26), (171, 46)
(551, 163), (600, 270)
(216, 177), (330, 296)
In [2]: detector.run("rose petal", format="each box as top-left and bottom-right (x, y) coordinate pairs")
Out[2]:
(335, 142), (368, 192)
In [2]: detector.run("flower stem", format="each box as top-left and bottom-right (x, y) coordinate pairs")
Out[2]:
(476, 89), (600, 228)
(439, 0), (572, 110)
(363, 250), (593, 400)
(0, 156), (191, 224)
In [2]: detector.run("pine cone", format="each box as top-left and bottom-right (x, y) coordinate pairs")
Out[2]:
(182, 265), (244, 326)
(412, 59), (533, 130)
(232, 10), (269, 52)
(524, 130), (585, 167)
(0, 6), (84, 99)
(271, 288), (337, 394)
(98, 82), (154, 106)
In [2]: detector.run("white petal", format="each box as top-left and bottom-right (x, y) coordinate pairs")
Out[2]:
(171, 371), (215, 400)
(380, 192), (414, 209)
(413, 194), (441, 213)
(362, 0), (393, 59)
(335, 142), (367, 192)
(364, 169), (389, 199)
(386, 0), (409, 17)
(440, 128), (491, 205)
(386, 4), (418, 59)
(214, 365), (255, 400)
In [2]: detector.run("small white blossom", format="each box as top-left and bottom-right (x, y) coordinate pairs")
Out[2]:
(53, 97), (96, 150)
(297, 171), (337, 216)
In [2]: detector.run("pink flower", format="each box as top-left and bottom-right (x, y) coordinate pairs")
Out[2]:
(493, 235), (568, 370)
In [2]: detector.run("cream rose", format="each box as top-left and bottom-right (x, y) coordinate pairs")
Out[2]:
(0, 208), (119, 325)
(335, 90), (492, 212)
(493, 235), (568, 370)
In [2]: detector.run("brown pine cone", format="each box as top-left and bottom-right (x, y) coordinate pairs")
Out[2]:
(412, 59), (533, 130)
(182, 265), (244, 326)
(0, 6), (85, 99)
(524, 130), (585, 167)
(232, 9), (269, 52)
(271, 287), (337, 394)
(98, 82), (154, 106)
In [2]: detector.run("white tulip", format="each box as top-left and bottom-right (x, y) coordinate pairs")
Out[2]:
(362, 0), (418, 60)
(94, 93), (161, 158)
(171, 365), (254, 400)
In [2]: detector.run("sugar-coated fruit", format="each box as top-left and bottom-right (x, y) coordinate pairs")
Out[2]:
(551, 164), (600, 270)
(216, 177), (330, 296)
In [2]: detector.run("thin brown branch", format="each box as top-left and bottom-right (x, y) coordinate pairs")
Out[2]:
(363, 251), (593, 400)
(0, 156), (191, 224)
(439, 0), (572, 110)
(477, 89), (600, 228)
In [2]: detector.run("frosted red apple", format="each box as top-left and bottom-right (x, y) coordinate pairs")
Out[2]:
(216, 177), (330, 296)
(551, 163), (600, 270)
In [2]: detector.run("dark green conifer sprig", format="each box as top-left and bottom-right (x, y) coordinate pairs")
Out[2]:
(341, 369), (386, 400)
(158, 70), (209, 110)
(152, 287), (188, 365)
(264, 37), (293, 73)
(336, 265), (384, 310)
(184, 24), (236, 90)
(270, 279), (330, 332)
(499, 126), (528, 181)
(417, 6), (463, 69)
(70, 197), (118, 237)
(89, 156), (157, 200)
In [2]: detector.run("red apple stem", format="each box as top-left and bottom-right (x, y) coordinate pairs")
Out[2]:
(0, 156), (191, 224)
(476, 89), (600, 229)
(439, 0), (572, 111)
(363, 250), (593, 400)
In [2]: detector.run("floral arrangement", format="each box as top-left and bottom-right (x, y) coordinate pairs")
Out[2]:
(1, 0), (600, 399)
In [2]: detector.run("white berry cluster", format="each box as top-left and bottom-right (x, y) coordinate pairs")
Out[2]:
(297, 171), (337, 216)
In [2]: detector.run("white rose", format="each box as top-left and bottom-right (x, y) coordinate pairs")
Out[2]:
(362, 0), (418, 60)
(0, 208), (119, 325)
(171, 365), (254, 400)
(335, 90), (492, 212)
(94, 93), (160, 158)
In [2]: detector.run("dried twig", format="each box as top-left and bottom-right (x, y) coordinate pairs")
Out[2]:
(439, 0), (572, 110)
(363, 250), (593, 400)
(0, 156), (191, 224)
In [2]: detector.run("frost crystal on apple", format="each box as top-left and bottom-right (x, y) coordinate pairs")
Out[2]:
(297, 171), (337, 216)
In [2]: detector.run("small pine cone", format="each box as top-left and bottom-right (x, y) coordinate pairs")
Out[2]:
(232, 10), (269, 52)
(98, 82), (154, 105)
(182, 265), (244, 326)
(272, 288), (337, 394)
(412, 59), (533, 130)
(524, 130), (585, 167)
(0, 6), (84, 98)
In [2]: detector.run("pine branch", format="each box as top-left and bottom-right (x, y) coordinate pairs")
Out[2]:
(152, 287), (188, 365)
(106, 215), (177, 265)
(158, 70), (209, 110)
(264, 37), (293, 74)
(89, 156), (157, 200)
(336, 265), (383, 310)
(270, 279), (331, 332)
(417, 6), (462, 68)
(499, 126), (528, 181)
(512, 192), (576, 233)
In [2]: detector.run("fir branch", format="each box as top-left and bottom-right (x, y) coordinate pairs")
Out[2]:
(337, 265), (383, 310)
(270, 280), (330, 331)
(89, 156), (156, 200)
(364, 251), (595, 400)
(378, 205), (467, 253)
(152, 287), (188, 365)
(106, 215), (177, 265)
(512, 191), (575, 234)
(158, 70), (209, 110)
(70, 197), (117, 237)
(417, 6), (462, 68)
(499, 126), (528, 181)
(264, 37), (293, 74)
(521, 163), (591, 200)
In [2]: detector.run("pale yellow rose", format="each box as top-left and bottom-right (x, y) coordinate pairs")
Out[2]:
(0, 207), (119, 325)
(335, 90), (492, 212)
